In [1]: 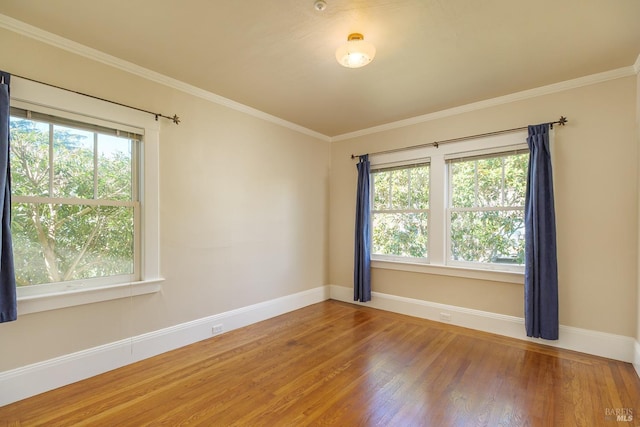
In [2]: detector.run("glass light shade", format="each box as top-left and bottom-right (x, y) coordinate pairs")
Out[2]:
(335, 33), (376, 68)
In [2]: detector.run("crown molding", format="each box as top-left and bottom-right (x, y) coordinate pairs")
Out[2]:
(0, 14), (331, 142)
(332, 65), (636, 142)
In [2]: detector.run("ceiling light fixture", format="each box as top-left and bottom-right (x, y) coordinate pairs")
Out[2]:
(335, 33), (376, 69)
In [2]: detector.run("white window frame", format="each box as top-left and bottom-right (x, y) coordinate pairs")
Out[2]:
(12, 77), (163, 314)
(369, 131), (531, 284)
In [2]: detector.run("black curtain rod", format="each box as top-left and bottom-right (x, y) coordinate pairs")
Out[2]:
(350, 116), (567, 159)
(11, 73), (181, 125)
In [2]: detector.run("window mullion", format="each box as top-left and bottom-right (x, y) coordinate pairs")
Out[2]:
(449, 206), (524, 213)
(501, 158), (506, 205)
(93, 132), (98, 199)
(48, 123), (54, 197)
(132, 140), (139, 202)
(373, 208), (429, 214)
(474, 161), (478, 207)
(407, 169), (412, 209)
(429, 154), (446, 265)
(387, 171), (392, 209)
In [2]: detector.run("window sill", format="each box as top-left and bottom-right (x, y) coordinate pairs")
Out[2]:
(371, 260), (524, 284)
(17, 279), (164, 315)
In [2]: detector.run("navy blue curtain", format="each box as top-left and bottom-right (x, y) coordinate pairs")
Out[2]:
(524, 123), (558, 339)
(354, 155), (371, 302)
(0, 72), (16, 323)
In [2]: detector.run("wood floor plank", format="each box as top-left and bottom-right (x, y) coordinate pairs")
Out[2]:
(1, 300), (639, 426)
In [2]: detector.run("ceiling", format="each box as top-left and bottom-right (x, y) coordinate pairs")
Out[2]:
(1, 0), (639, 138)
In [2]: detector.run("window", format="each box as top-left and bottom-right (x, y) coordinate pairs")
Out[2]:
(10, 108), (141, 290)
(11, 76), (161, 313)
(371, 162), (429, 261)
(447, 150), (528, 270)
(369, 132), (529, 279)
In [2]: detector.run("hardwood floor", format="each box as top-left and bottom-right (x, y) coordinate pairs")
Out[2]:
(1, 300), (639, 426)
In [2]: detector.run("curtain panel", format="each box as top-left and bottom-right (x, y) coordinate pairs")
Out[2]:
(354, 155), (371, 302)
(524, 123), (558, 340)
(0, 71), (16, 323)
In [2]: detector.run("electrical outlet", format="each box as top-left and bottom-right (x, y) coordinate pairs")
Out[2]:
(439, 312), (452, 322)
(212, 324), (224, 335)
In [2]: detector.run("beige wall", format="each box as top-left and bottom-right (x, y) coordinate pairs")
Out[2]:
(330, 76), (638, 337)
(0, 29), (330, 370)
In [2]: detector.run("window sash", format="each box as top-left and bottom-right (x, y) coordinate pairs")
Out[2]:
(446, 149), (527, 270)
(371, 162), (430, 260)
(10, 109), (142, 288)
(12, 201), (140, 286)
(371, 162), (430, 211)
(447, 150), (528, 209)
(10, 114), (140, 203)
(371, 210), (430, 260)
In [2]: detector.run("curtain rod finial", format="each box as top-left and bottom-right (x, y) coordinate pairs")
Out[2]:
(558, 116), (567, 126)
(172, 114), (180, 125)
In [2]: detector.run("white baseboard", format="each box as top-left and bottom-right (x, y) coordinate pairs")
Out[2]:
(0, 286), (330, 407)
(329, 285), (636, 364)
